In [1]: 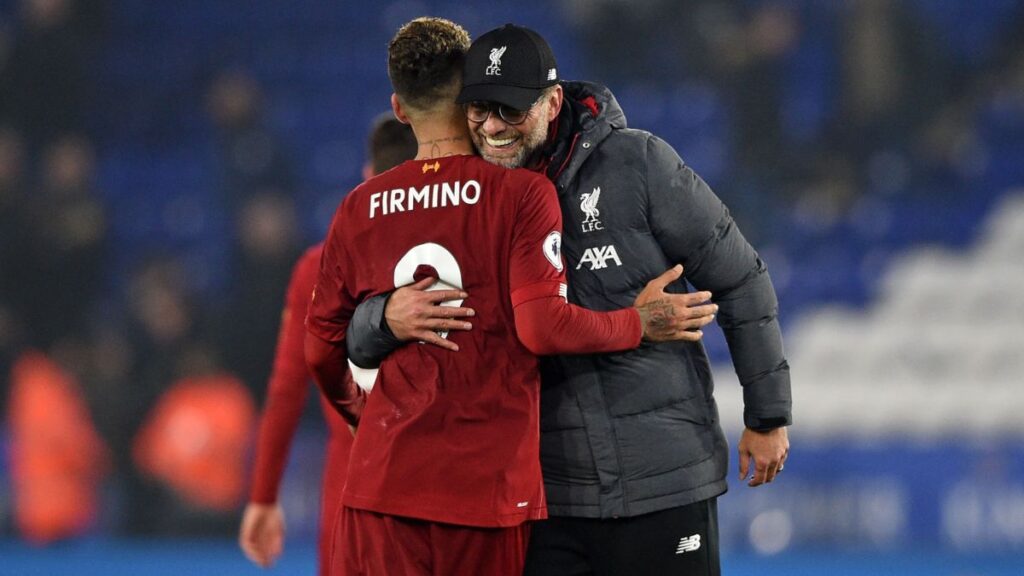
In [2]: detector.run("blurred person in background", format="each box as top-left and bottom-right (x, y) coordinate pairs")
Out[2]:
(910, 3), (1024, 189)
(689, 2), (800, 244)
(833, 0), (949, 175)
(567, 0), (801, 246)
(562, 0), (796, 163)
(18, 134), (107, 350)
(238, 114), (417, 573)
(7, 348), (109, 544)
(561, 0), (694, 88)
(0, 0), (104, 153)
(348, 23), (791, 576)
(219, 190), (301, 397)
(0, 127), (29, 413)
(719, 4), (798, 180)
(117, 255), (233, 535)
(207, 69), (304, 400)
(206, 69), (296, 212)
(131, 369), (255, 535)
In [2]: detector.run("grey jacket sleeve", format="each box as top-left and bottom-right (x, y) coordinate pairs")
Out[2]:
(345, 292), (403, 369)
(645, 136), (792, 430)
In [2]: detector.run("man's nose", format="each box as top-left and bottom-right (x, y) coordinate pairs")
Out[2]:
(481, 113), (508, 135)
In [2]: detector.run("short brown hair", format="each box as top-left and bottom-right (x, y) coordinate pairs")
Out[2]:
(367, 113), (417, 174)
(387, 17), (470, 114)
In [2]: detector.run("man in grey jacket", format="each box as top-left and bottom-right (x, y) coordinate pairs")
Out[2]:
(345, 24), (791, 576)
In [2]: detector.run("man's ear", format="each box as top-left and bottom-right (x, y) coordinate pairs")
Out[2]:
(546, 84), (564, 119)
(391, 94), (411, 124)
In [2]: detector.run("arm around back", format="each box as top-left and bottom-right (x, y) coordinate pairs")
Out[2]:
(513, 295), (641, 356)
(304, 330), (364, 427)
(345, 292), (402, 368)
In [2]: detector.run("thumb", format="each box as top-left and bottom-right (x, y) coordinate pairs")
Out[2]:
(649, 264), (684, 291)
(738, 447), (750, 480)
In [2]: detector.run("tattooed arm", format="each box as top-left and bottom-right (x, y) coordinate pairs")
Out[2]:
(633, 265), (717, 342)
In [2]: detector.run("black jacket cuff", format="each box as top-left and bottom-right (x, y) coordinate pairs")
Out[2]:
(345, 292), (402, 368)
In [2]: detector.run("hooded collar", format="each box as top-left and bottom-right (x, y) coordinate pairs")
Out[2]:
(542, 81), (627, 190)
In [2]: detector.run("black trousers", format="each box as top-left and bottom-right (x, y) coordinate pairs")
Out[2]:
(524, 498), (720, 576)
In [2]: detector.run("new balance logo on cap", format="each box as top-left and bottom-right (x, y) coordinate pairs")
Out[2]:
(676, 534), (701, 554)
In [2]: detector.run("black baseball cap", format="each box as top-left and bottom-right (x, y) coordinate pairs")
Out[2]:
(456, 24), (559, 111)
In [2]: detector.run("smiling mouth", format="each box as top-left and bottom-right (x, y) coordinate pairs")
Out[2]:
(484, 135), (517, 148)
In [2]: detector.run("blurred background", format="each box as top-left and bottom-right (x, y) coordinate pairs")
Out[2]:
(0, 0), (1022, 574)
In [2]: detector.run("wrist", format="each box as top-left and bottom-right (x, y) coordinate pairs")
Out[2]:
(380, 293), (397, 338)
(744, 416), (790, 432)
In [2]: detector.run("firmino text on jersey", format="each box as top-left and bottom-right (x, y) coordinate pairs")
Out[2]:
(369, 180), (481, 219)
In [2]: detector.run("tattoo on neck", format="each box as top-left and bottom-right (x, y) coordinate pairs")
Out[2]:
(419, 135), (466, 148)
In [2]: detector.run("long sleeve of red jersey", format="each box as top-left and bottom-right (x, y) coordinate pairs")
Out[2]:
(505, 174), (642, 356)
(513, 295), (641, 355)
(248, 246), (322, 504)
(304, 207), (366, 427)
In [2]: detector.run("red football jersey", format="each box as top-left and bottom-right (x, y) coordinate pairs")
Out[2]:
(249, 244), (352, 504)
(307, 155), (567, 527)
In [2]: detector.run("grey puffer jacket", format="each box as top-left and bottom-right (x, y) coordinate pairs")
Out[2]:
(345, 80), (791, 519)
(529, 81), (790, 518)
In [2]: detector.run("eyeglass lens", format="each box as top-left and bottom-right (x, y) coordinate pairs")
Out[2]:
(466, 102), (529, 125)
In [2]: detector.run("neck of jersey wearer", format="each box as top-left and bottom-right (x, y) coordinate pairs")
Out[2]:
(411, 114), (475, 160)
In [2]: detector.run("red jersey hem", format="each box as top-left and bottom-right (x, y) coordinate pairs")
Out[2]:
(341, 493), (547, 528)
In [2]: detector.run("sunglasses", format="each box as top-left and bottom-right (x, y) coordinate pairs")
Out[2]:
(464, 101), (534, 125)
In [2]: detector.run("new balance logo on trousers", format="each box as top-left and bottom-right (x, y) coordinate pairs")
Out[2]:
(676, 534), (701, 554)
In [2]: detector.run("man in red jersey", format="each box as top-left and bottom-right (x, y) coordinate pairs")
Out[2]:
(238, 114), (417, 573)
(304, 17), (715, 576)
